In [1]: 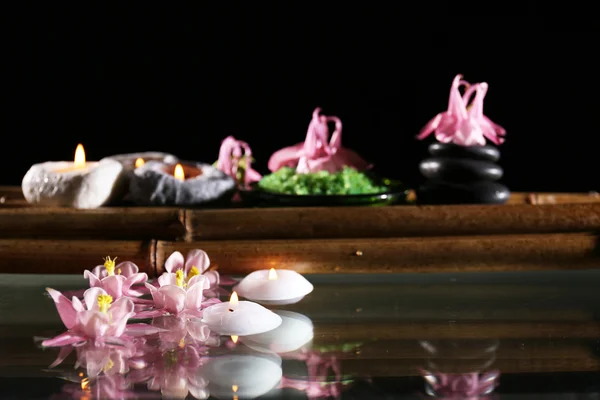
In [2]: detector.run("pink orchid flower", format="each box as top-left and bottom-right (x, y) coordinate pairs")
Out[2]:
(165, 249), (220, 288)
(216, 135), (262, 188)
(42, 287), (157, 347)
(83, 257), (149, 301)
(268, 107), (371, 174)
(417, 74), (506, 146)
(421, 369), (499, 399)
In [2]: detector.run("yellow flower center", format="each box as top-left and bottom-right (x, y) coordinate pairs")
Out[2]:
(97, 294), (113, 313)
(104, 256), (117, 276)
(103, 358), (114, 372)
(186, 266), (200, 282)
(175, 270), (186, 288)
(179, 338), (186, 349)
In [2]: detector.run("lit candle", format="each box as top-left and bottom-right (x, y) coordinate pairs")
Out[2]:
(201, 291), (282, 336)
(239, 310), (314, 354)
(21, 143), (126, 209)
(134, 158), (145, 168)
(233, 268), (314, 305)
(128, 160), (236, 206)
(202, 353), (282, 399)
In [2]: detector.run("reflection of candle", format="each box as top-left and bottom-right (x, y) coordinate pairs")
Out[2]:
(201, 291), (282, 336)
(22, 144), (125, 208)
(128, 160), (236, 206)
(202, 353), (282, 399)
(240, 310), (314, 354)
(234, 268), (314, 305)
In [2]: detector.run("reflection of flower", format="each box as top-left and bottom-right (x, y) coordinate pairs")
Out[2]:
(216, 135), (262, 188)
(50, 374), (145, 400)
(83, 256), (149, 300)
(128, 342), (210, 399)
(152, 315), (219, 351)
(421, 369), (499, 399)
(417, 74), (506, 146)
(43, 287), (157, 347)
(268, 107), (370, 174)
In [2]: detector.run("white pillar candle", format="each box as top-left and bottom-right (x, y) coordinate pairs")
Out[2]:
(128, 160), (235, 206)
(201, 292), (282, 336)
(233, 269), (314, 305)
(240, 310), (314, 355)
(201, 353), (282, 399)
(21, 144), (126, 209)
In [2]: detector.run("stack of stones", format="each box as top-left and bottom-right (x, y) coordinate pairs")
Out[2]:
(417, 143), (510, 205)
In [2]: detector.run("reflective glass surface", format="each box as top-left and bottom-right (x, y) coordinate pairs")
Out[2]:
(1, 271), (599, 399)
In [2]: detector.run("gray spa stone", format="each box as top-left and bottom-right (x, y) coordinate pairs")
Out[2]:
(128, 161), (236, 206)
(21, 159), (127, 209)
(101, 152), (178, 170)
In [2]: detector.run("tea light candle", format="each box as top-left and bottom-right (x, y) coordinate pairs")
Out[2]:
(101, 152), (178, 171)
(202, 353), (282, 399)
(127, 160), (235, 206)
(233, 268), (314, 305)
(21, 144), (126, 209)
(240, 310), (314, 354)
(201, 292), (282, 336)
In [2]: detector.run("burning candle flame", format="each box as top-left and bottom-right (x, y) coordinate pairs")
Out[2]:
(231, 335), (238, 343)
(135, 158), (145, 168)
(268, 268), (278, 280)
(229, 291), (239, 307)
(80, 377), (90, 391)
(174, 164), (185, 181)
(74, 144), (86, 168)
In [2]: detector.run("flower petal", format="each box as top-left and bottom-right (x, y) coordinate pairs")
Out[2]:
(158, 285), (187, 315)
(203, 271), (220, 288)
(186, 319), (211, 342)
(158, 272), (177, 287)
(115, 261), (139, 277)
(267, 143), (305, 172)
(165, 251), (185, 273)
(48, 345), (74, 368)
(46, 288), (78, 330)
(188, 275), (210, 291)
(184, 249), (211, 274)
(72, 296), (85, 312)
(76, 310), (111, 339)
(102, 275), (126, 299)
(42, 332), (86, 347)
(110, 297), (135, 323)
(185, 279), (205, 311)
(83, 270), (102, 288)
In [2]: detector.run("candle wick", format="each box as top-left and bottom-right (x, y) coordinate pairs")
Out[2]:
(228, 308), (234, 312)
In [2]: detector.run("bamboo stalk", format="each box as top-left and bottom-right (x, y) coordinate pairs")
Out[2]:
(0, 208), (185, 240)
(0, 239), (154, 275)
(157, 233), (600, 275)
(183, 203), (600, 240)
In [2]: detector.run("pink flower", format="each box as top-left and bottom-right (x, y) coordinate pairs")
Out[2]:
(267, 107), (371, 174)
(42, 287), (156, 347)
(421, 370), (499, 399)
(83, 256), (148, 300)
(216, 136), (262, 188)
(165, 249), (220, 288)
(417, 75), (506, 146)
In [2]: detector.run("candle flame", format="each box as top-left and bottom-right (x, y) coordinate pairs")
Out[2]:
(229, 291), (239, 306)
(268, 268), (278, 280)
(232, 385), (238, 392)
(231, 335), (238, 343)
(74, 144), (86, 168)
(135, 158), (145, 168)
(81, 377), (90, 390)
(174, 164), (185, 181)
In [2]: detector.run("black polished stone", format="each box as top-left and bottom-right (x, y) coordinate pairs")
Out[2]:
(428, 143), (500, 162)
(420, 157), (503, 182)
(417, 180), (510, 205)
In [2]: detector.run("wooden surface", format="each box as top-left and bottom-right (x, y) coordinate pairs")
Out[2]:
(1, 185), (600, 275)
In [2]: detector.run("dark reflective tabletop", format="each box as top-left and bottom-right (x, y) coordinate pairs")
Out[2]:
(1, 270), (600, 399)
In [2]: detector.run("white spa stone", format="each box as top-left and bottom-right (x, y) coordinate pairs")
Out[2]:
(239, 310), (314, 354)
(101, 152), (178, 170)
(201, 353), (282, 399)
(128, 160), (235, 206)
(233, 269), (314, 305)
(21, 159), (126, 209)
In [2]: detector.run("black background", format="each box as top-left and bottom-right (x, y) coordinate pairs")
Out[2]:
(5, 3), (599, 192)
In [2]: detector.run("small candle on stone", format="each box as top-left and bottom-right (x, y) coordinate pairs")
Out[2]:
(101, 152), (178, 171)
(234, 268), (314, 305)
(201, 291), (282, 336)
(128, 160), (235, 206)
(22, 143), (125, 209)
